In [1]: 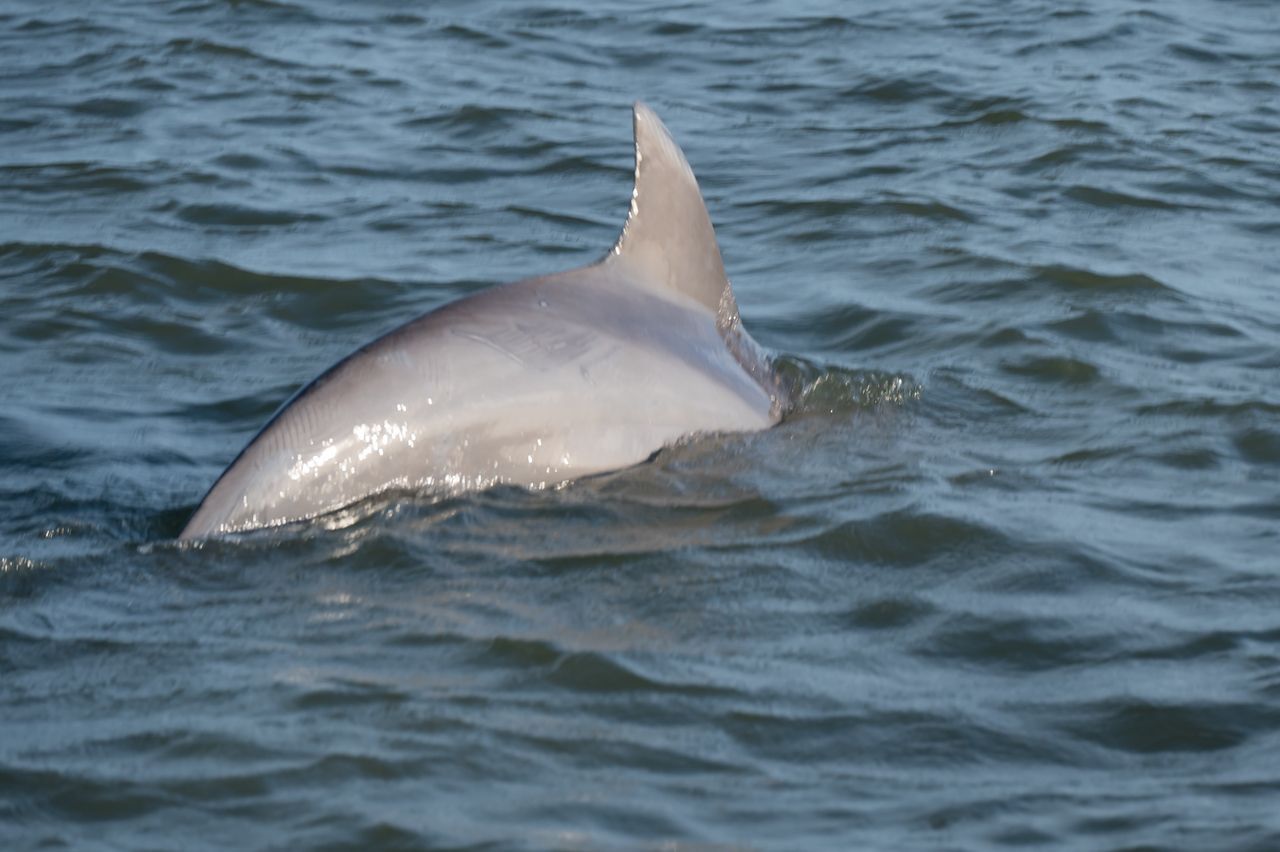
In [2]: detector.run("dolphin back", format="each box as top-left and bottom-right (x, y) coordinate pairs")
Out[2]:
(179, 103), (781, 540)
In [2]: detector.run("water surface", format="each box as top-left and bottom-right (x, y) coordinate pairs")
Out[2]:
(2, 0), (1279, 848)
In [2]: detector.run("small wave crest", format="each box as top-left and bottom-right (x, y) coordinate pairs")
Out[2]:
(775, 356), (920, 417)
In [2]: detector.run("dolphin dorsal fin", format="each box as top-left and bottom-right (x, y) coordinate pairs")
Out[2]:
(609, 102), (737, 323)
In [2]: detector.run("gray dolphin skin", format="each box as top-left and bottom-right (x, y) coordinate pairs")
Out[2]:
(180, 102), (788, 539)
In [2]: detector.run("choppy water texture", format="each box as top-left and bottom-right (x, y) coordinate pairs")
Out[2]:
(2, 0), (1279, 848)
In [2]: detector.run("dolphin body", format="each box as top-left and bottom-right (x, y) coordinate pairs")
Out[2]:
(180, 103), (787, 540)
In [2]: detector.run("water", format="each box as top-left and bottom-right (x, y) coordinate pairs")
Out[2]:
(2, 0), (1279, 847)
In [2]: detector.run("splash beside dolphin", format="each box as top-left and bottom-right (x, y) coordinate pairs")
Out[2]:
(180, 102), (788, 539)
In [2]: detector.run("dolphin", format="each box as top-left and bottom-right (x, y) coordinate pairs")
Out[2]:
(179, 102), (788, 540)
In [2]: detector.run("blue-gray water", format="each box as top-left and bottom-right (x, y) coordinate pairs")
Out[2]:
(3, 0), (1279, 848)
